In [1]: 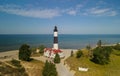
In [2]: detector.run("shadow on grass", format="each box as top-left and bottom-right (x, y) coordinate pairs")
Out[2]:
(27, 58), (34, 62)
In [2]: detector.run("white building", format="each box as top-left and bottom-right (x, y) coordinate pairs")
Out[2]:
(44, 48), (64, 58)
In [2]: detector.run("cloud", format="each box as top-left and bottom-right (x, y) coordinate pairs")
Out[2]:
(108, 11), (117, 16)
(0, 4), (118, 18)
(96, 1), (107, 6)
(0, 4), (79, 18)
(63, 4), (83, 16)
(0, 5), (61, 19)
(90, 8), (110, 14)
(0, 3), (84, 18)
(84, 7), (117, 16)
(76, 4), (83, 9)
(67, 10), (77, 15)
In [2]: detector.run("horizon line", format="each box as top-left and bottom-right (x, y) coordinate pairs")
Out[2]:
(0, 34), (120, 35)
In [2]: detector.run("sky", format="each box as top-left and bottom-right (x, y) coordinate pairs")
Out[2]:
(0, 0), (120, 34)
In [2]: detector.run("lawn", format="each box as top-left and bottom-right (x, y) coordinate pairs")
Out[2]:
(66, 49), (120, 76)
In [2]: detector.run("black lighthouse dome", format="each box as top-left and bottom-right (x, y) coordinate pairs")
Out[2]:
(54, 26), (58, 32)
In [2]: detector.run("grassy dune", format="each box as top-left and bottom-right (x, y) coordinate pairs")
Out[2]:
(21, 59), (44, 76)
(0, 59), (44, 76)
(0, 60), (28, 76)
(66, 49), (120, 76)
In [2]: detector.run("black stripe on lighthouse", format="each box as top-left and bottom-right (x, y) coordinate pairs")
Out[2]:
(53, 26), (58, 49)
(54, 37), (58, 43)
(53, 26), (58, 43)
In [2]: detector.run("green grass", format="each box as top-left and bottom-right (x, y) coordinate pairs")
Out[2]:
(66, 49), (120, 76)
(112, 49), (120, 56)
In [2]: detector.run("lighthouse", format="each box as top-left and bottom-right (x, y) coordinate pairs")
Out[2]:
(44, 26), (64, 58)
(53, 26), (58, 50)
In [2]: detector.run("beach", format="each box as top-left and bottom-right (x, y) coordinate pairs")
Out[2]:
(0, 50), (18, 61)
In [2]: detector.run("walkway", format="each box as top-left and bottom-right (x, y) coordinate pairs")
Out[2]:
(56, 63), (74, 76)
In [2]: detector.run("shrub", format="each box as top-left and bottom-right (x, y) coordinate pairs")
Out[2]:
(11, 59), (21, 67)
(76, 50), (83, 58)
(70, 50), (74, 57)
(39, 45), (46, 54)
(97, 40), (102, 47)
(113, 43), (120, 50)
(91, 47), (112, 65)
(54, 53), (60, 63)
(30, 48), (36, 54)
(86, 44), (91, 50)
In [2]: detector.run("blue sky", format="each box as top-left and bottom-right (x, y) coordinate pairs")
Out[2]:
(0, 0), (120, 34)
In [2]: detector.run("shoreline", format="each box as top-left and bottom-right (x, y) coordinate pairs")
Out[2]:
(1, 43), (119, 52)
(0, 49), (77, 62)
(0, 42), (119, 62)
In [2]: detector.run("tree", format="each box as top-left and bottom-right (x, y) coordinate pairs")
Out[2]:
(70, 50), (74, 57)
(42, 60), (57, 76)
(39, 45), (46, 54)
(97, 40), (102, 47)
(91, 47), (112, 65)
(86, 44), (91, 50)
(76, 50), (83, 58)
(86, 44), (93, 58)
(54, 53), (60, 63)
(19, 44), (31, 61)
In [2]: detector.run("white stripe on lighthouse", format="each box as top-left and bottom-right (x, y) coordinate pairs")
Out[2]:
(54, 32), (58, 37)
(53, 44), (58, 49)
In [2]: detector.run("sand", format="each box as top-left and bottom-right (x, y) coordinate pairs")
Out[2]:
(0, 50), (18, 61)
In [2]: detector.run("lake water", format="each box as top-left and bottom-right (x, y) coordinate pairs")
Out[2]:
(0, 34), (120, 52)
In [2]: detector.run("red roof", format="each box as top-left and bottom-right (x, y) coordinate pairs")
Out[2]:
(53, 49), (62, 54)
(44, 48), (62, 54)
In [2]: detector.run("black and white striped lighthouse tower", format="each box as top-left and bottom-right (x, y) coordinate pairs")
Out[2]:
(53, 26), (58, 50)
